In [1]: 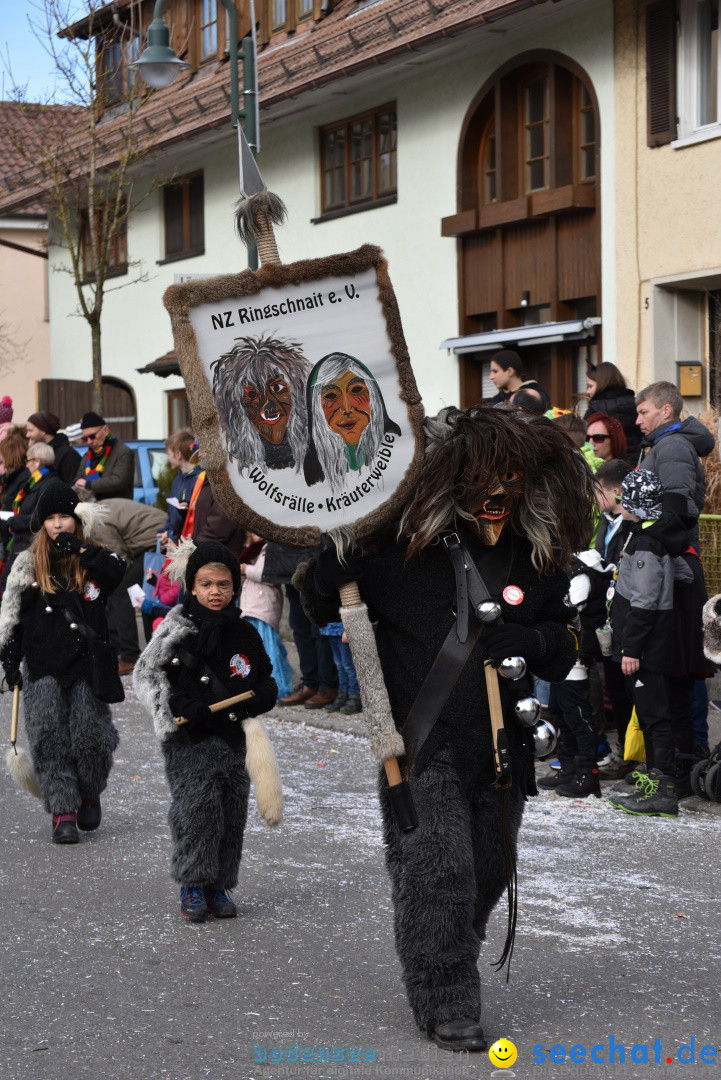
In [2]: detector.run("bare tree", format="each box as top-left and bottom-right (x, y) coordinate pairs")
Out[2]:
(3, 0), (163, 412)
(0, 316), (30, 380)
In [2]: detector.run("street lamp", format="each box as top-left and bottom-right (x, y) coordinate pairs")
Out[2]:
(128, 3), (191, 88)
(130, 0), (258, 150)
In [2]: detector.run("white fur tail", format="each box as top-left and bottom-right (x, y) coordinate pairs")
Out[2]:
(242, 718), (283, 826)
(6, 747), (42, 798)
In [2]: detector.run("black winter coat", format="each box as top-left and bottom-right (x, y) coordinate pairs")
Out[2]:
(164, 608), (278, 746)
(263, 542), (322, 586)
(1, 545), (125, 687)
(585, 386), (642, 459)
(1, 467), (29, 511)
(49, 433), (82, 486)
(299, 528), (577, 790)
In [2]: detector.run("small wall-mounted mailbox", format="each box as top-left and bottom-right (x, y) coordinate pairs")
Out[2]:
(677, 362), (704, 398)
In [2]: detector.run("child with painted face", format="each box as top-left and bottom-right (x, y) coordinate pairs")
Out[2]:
(133, 540), (282, 923)
(0, 481), (126, 843)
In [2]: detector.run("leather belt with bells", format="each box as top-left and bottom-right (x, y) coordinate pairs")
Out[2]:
(400, 532), (512, 777)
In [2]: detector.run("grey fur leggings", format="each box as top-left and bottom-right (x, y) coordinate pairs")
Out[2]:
(162, 731), (251, 890)
(379, 749), (525, 1034)
(23, 674), (119, 815)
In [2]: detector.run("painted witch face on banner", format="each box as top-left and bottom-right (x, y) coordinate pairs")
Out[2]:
(163, 247), (424, 546)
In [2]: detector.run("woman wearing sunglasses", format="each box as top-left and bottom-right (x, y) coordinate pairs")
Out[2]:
(586, 412), (629, 464)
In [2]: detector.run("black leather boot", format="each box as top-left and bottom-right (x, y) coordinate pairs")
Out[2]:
(77, 796), (102, 831)
(431, 1019), (487, 1052)
(52, 813), (79, 844)
(556, 767), (602, 798)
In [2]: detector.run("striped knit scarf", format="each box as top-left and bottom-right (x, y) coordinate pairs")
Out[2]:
(84, 434), (116, 481)
(8, 467), (51, 554)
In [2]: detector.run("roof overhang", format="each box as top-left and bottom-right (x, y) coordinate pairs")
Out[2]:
(440, 318), (602, 355)
(137, 351), (181, 377)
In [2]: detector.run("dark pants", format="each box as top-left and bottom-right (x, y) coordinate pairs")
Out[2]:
(625, 669), (675, 775)
(602, 658), (633, 749)
(107, 552), (144, 662)
(162, 731), (250, 889)
(285, 584), (338, 691)
(548, 679), (597, 769)
(668, 675), (696, 757)
(379, 748), (524, 1034)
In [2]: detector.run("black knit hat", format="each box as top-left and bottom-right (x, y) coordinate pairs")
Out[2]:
(80, 411), (105, 429)
(185, 541), (241, 594)
(32, 481), (80, 531)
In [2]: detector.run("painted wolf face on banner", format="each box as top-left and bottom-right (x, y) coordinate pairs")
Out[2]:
(212, 334), (312, 473)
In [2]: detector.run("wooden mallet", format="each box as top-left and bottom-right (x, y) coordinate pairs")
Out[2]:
(175, 690), (255, 726)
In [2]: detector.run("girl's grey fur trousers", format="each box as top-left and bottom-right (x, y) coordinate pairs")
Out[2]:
(162, 731), (251, 890)
(379, 748), (524, 1035)
(23, 674), (119, 815)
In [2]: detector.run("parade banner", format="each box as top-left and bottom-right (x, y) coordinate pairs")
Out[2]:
(163, 245), (425, 546)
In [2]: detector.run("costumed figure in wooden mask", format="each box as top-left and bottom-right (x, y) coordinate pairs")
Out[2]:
(212, 333), (312, 473)
(295, 404), (595, 1052)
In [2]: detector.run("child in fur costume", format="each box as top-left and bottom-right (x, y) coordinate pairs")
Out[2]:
(133, 540), (282, 923)
(0, 482), (125, 843)
(297, 405), (596, 1052)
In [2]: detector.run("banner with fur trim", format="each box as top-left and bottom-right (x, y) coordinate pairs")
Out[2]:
(163, 245), (424, 547)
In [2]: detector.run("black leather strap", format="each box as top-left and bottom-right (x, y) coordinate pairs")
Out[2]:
(400, 535), (512, 773)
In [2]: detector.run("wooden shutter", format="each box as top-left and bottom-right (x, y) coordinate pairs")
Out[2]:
(646, 0), (677, 147)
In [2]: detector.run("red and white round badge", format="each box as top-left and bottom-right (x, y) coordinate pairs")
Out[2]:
(229, 653), (251, 678)
(502, 585), (524, 606)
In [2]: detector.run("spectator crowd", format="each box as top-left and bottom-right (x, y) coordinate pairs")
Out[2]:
(0, 357), (718, 852)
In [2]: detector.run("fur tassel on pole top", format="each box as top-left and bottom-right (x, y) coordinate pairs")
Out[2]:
(234, 126), (287, 269)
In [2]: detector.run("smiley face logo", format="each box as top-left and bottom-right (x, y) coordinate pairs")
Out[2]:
(488, 1038), (518, 1068)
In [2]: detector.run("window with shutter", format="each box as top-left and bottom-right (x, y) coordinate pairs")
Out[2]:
(163, 173), (205, 261)
(646, 0), (677, 147)
(675, 0), (721, 142)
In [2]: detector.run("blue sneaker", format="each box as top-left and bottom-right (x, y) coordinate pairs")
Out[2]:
(548, 758), (561, 771)
(180, 886), (208, 922)
(205, 888), (237, 918)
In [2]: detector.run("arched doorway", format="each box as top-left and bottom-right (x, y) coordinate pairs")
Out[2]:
(443, 51), (601, 408)
(37, 375), (137, 440)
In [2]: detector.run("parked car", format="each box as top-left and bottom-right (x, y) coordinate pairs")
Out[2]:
(126, 440), (169, 505)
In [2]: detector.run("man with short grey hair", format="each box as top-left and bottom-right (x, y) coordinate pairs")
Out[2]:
(635, 379), (715, 788)
(635, 380), (713, 523)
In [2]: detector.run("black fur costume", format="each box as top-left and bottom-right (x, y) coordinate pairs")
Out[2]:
(0, 541), (125, 815)
(297, 406), (594, 1042)
(134, 548), (279, 891)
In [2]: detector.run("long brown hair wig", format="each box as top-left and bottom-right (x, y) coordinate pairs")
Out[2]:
(31, 520), (89, 595)
(399, 405), (597, 571)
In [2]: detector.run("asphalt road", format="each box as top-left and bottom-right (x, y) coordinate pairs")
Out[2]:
(0, 686), (719, 1080)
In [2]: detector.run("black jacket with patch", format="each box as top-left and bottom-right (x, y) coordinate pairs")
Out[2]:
(0, 545), (125, 686)
(298, 528), (577, 790)
(163, 609), (278, 746)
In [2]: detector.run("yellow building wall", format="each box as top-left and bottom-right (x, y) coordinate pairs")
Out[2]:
(616, 0), (721, 403)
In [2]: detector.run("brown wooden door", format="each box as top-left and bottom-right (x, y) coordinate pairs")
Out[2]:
(37, 377), (137, 439)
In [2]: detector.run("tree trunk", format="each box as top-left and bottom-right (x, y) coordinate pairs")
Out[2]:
(91, 319), (103, 414)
